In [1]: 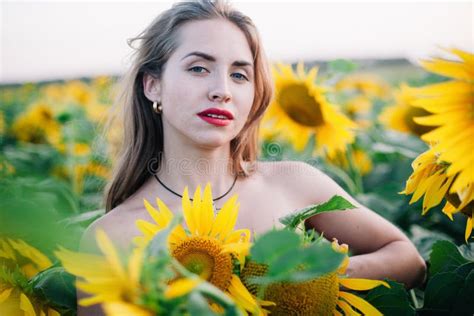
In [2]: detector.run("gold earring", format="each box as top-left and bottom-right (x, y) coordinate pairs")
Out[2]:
(153, 101), (162, 114)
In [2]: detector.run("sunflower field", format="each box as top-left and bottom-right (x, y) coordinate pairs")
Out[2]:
(0, 48), (472, 315)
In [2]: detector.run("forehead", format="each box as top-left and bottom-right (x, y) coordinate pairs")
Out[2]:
(172, 19), (253, 64)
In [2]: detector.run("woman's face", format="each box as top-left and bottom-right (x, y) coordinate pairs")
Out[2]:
(148, 18), (255, 148)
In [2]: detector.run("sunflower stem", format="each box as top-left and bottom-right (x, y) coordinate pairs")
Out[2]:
(171, 258), (194, 278)
(345, 148), (364, 194)
(409, 289), (419, 309)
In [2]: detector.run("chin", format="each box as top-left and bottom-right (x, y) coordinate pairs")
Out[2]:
(192, 131), (233, 148)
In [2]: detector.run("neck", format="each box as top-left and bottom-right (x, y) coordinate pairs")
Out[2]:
(154, 130), (237, 200)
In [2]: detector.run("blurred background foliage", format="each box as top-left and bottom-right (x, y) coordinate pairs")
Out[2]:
(0, 57), (468, 252)
(1, 52), (473, 314)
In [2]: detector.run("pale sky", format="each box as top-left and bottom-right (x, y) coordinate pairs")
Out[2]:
(0, 0), (472, 83)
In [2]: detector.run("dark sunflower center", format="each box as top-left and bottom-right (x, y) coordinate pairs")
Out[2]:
(180, 252), (214, 279)
(278, 84), (325, 127)
(172, 237), (233, 291)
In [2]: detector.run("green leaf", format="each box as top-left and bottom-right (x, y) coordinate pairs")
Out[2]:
(58, 209), (104, 227)
(364, 280), (415, 316)
(30, 267), (76, 315)
(286, 241), (345, 281)
(429, 240), (468, 277)
(454, 262), (474, 279)
(250, 230), (300, 264)
(410, 225), (454, 261)
(279, 195), (355, 230)
(250, 236), (344, 285)
(195, 282), (241, 316)
(450, 270), (474, 316)
(423, 272), (464, 311)
(187, 292), (216, 316)
(147, 215), (182, 258)
(458, 242), (474, 261)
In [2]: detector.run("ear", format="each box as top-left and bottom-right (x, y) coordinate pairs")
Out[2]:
(143, 73), (162, 102)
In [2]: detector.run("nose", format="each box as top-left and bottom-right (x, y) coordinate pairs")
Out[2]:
(208, 73), (232, 103)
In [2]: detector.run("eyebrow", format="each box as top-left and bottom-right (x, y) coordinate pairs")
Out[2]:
(181, 51), (253, 69)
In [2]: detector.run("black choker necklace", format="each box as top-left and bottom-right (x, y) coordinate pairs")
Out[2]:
(153, 174), (238, 209)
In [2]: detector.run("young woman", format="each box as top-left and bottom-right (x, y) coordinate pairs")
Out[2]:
(79, 1), (426, 314)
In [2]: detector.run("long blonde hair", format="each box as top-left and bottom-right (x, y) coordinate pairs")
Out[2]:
(104, 0), (273, 212)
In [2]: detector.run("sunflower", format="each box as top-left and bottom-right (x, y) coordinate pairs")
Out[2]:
(72, 161), (110, 194)
(55, 229), (154, 315)
(345, 95), (372, 117)
(260, 62), (357, 158)
(379, 83), (435, 137)
(241, 239), (388, 315)
(402, 148), (473, 241)
(327, 148), (373, 176)
(408, 48), (473, 195)
(11, 102), (61, 146)
(335, 73), (391, 99)
(63, 80), (94, 106)
(134, 183), (266, 315)
(0, 238), (59, 316)
(401, 48), (474, 241)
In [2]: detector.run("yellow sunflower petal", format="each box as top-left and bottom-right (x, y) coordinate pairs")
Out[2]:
(102, 302), (153, 316)
(227, 275), (263, 315)
(220, 242), (251, 256)
(8, 239), (52, 271)
(465, 217), (473, 242)
(20, 293), (36, 316)
(95, 230), (126, 279)
(0, 239), (16, 260)
(0, 287), (13, 303)
(182, 186), (197, 234)
(210, 194), (238, 239)
(143, 198), (172, 228)
(419, 58), (471, 81)
(47, 309), (60, 316)
(78, 293), (112, 307)
(155, 197), (174, 224)
(191, 186), (203, 235)
(339, 291), (382, 316)
(339, 278), (390, 291)
(128, 248), (144, 286)
(169, 225), (188, 246)
(449, 48), (474, 65)
(135, 220), (159, 238)
(164, 277), (202, 299)
(200, 183), (215, 236)
(442, 201), (457, 221)
(55, 247), (111, 278)
(337, 298), (361, 315)
(225, 229), (251, 244)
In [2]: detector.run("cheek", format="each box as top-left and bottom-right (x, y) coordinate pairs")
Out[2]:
(162, 76), (200, 115)
(236, 86), (255, 125)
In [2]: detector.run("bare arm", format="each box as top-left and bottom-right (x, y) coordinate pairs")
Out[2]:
(287, 162), (426, 288)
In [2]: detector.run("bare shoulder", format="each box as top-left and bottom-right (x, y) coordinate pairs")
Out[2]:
(79, 201), (144, 254)
(253, 160), (346, 205)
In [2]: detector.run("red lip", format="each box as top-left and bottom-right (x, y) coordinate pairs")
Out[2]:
(197, 108), (234, 127)
(197, 108), (234, 119)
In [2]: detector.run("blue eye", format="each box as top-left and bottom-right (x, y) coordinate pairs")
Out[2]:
(189, 66), (207, 73)
(231, 73), (249, 81)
